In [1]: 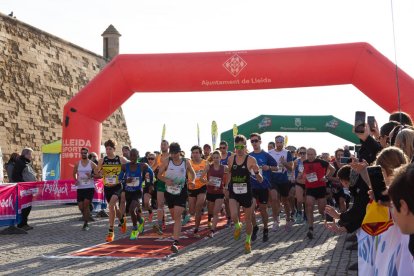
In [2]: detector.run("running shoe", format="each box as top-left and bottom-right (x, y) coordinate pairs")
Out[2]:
(106, 231), (114, 242)
(295, 212), (304, 224)
(193, 229), (201, 238)
(307, 230), (314, 239)
(208, 230), (215, 238)
(171, 242), (179, 253)
(208, 222), (212, 229)
(138, 217), (145, 234)
(263, 229), (269, 242)
(120, 217), (127, 234)
(181, 214), (191, 226)
(285, 220), (293, 232)
(153, 224), (163, 235)
(252, 226), (259, 242)
(130, 229), (139, 240)
(272, 221), (280, 232)
(82, 224), (90, 231)
(234, 223), (242, 240)
(244, 242), (252, 254)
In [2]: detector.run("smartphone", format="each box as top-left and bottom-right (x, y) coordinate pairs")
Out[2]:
(340, 157), (350, 164)
(367, 165), (390, 202)
(367, 116), (376, 131)
(354, 111), (366, 134)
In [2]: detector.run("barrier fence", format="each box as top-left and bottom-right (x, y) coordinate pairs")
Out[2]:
(0, 180), (105, 228)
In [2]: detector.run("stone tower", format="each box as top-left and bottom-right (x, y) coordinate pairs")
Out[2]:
(102, 25), (121, 61)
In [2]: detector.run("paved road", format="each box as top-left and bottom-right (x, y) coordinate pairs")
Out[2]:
(0, 205), (357, 275)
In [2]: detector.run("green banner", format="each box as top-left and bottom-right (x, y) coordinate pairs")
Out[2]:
(220, 115), (359, 149)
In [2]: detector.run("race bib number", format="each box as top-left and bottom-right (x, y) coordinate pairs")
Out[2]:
(166, 184), (182, 195)
(233, 183), (247, 194)
(196, 170), (204, 179)
(105, 175), (117, 186)
(209, 176), (222, 188)
(306, 172), (318, 183)
(126, 177), (140, 187)
(79, 176), (90, 185)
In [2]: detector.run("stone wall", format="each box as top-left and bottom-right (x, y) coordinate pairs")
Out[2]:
(0, 13), (130, 180)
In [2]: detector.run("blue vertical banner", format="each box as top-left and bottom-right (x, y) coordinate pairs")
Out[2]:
(42, 154), (60, 180)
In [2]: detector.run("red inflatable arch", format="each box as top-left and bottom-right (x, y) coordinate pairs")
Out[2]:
(61, 42), (414, 179)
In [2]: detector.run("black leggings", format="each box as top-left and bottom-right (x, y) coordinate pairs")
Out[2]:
(18, 206), (32, 227)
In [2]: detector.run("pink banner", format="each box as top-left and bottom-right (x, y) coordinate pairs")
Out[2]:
(0, 184), (17, 221)
(18, 179), (105, 212)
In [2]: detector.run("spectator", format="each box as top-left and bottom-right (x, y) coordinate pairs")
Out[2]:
(12, 148), (37, 230)
(325, 165), (370, 233)
(388, 163), (414, 257)
(389, 111), (413, 126)
(394, 128), (414, 162)
(4, 153), (19, 182)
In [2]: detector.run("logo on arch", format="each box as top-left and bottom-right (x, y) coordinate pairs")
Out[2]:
(223, 54), (247, 77)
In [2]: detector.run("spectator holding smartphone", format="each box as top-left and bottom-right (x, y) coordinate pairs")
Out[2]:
(358, 147), (412, 275)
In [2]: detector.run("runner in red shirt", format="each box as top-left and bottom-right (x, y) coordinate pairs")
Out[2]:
(302, 148), (335, 239)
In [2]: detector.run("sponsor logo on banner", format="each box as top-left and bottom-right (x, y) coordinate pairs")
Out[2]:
(20, 188), (39, 197)
(42, 181), (69, 197)
(223, 54), (247, 77)
(295, 118), (302, 127)
(62, 139), (92, 159)
(258, 117), (272, 129)
(0, 195), (14, 210)
(325, 119), (339, 129)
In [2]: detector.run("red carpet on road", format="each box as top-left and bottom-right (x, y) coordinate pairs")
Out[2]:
(71, 214), (229, 259)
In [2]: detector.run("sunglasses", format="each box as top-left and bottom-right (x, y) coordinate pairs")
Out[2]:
(220, 146), (227, 149)
(299, 152), (306, 155)
(250, 139), (260, 143)
(81, 152), (88, 154)
(148, 157), (155, 160)
(235, 145), (246, 150)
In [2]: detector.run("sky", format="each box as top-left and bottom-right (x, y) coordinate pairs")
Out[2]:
(2, 0), (414, 156)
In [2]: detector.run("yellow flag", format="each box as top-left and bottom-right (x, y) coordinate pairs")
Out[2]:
(197, 123), (200, 146)
(233, 124), (238, 137)
(161, 124), (166, 141)
(211, 121), (218, 149)
(284, 135), (288, 146)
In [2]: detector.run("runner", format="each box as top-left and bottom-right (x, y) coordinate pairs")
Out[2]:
(157, 142), (196, 253)
(122, 145), (131, 160)
(95, 139), (128, 242)
(206, 150), (228, 237)
(248, 133), (277, 242)
(73, 147), (97, 231)
(268, 141), (276, 151)
(119, 149), (154, 240)
(189, 145), (208, 237)
(203, 144), (213, 162)
(227, 135), (263, 254)
(143, 152), (157, 224)
(219, 141), (233, 227)
(268, 135), (294, 232)
(294, 147), (307, 224)
(154, 140), (170, 234)
(328, 148), (348, 213)
(302, 148), (335, 239)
